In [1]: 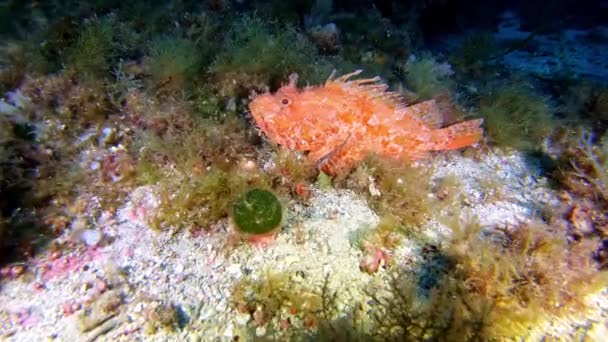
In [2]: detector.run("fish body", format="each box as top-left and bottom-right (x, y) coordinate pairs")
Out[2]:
(249, 70), (483, 174)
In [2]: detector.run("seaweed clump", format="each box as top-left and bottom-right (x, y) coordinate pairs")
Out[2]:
(147, 36), (202, 95)
(64, 14), (141, 80)
(210, 15), (332, 97)
(443, 220), (607, 338)
(398, 55), (454, 102)
(554, 130), (608, 267)
(479, 84), (554, 150)
(151, 168), (250, 231)
(65, 18), (117, 79)
(231, 271), (341, 339)
(347, 157), (438, 232)
(560, 130), (608, 203)
(367, 219), (608, 340)
(128, 96), (270, 231)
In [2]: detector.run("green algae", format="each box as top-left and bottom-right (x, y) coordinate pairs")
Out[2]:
(148, 36), (202, 95)
(357, 157), (438, 231)
(315, 171), (333, 190)
(400, 55), (454, 101)
(132, 106), (270, 231)
(67, 18), (116, 79)
(211, 15), (333, 97)
(479, 84), (554, 150)
(151, 167), (247, 231)
(232, 188), (283, 235)
(189, 85), (227, 120)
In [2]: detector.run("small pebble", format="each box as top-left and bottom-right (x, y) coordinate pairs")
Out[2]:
(255, 326), (267, 337)
(234, 312), (251, 325)
(96, 280), (108, 293)
(133, 303), (145, 313)
(82, 229), (102, 246)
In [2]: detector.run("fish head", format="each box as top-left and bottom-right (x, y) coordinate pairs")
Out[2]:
(248, 74), (300, 138)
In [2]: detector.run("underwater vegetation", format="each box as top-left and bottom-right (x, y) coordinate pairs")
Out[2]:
(479, 84), (554, 150)
(398, 54), (454, 102)
(556, 127), (608, 263)
(347, 157), (436, 232)
(188, 84), (227, 120)
(0, 113), (42, 262)
(0, 1), (608, 340)
(224, 217), (608, 341)
(451, 31), (499, 76)
(151, 167), (249, 231)
(147, 36), (202, 95)
(443, 219), (607, 338)
(365, 217), (608, 341)
(231, 271), (342, 339)
(131, 103), (259, 230)
(67, 18), (116, 78)
(0, 42), (49, 95)
(211, 15), (333, 97)
(66, 15), (140, 80)
(564, 130), (608, 203)
(232, 188), (283, 235)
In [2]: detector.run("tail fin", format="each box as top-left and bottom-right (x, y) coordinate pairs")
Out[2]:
(429, 119), (484, 151)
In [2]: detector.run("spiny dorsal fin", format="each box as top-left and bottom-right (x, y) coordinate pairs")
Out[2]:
(327, 70), (409, 110)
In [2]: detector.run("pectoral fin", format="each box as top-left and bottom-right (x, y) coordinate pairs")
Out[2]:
(309, 134), (359, 175)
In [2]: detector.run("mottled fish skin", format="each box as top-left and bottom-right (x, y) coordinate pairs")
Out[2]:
(249, 70), (484, 175)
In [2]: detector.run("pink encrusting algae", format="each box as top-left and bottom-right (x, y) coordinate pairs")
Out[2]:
(249, 70), (484, 174)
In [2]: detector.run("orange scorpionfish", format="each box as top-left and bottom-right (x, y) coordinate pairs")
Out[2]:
(249, 70), (484, 175)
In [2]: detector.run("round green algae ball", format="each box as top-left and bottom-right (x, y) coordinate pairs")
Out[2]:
(232, 188), (283, 235)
